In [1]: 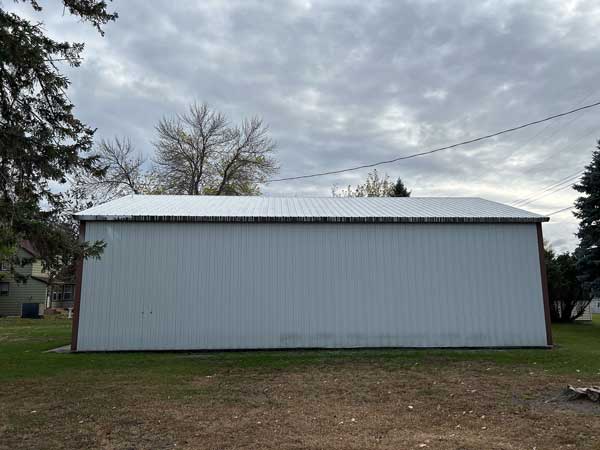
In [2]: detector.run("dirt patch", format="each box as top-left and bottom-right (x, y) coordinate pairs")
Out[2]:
(544, 397), (600, 415)
(3, 361), (598, 450)
(538, 387), (600, 415)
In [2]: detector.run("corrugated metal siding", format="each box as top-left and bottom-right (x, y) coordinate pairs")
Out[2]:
(77, 222), (548, 351)
(75, 195), (548, 223)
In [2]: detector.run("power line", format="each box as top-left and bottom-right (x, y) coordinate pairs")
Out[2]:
(511, 170), (582, 206)
(529, 89), (598, 146)
(266, 99), (600, 183)
(546, 205), (575, 216)
(524, 123), (598, 173)
(517, 180), (579, 208)
(511, 170), (583, 206)
(509, 124), (598, 206)
(514, 88), (597, 151)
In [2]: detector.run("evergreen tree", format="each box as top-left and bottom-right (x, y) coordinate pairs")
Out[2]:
(573, 141), (600, 297)
(332, 170), (411, 198)
(545, 244), (589, 322)
(390, 177), (411, 197)
(0, 1), (116, 275)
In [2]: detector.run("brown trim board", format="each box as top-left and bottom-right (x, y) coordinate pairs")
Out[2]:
(536, 222), (553, 347)
(71, 221), (86, 351)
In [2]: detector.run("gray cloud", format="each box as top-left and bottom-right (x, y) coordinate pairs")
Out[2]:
(8, 0), (600, 252)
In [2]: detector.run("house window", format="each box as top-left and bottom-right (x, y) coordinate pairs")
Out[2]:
(0, 282), (9, 296)
(0, 261), (9, 272)
(52, 288), (62, 302)
(63, 285), (74, 301)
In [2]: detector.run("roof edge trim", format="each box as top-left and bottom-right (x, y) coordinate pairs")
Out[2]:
(74, 214), (550, 224)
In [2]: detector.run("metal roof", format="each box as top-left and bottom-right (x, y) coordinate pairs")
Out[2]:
(74, 195), (549, 224)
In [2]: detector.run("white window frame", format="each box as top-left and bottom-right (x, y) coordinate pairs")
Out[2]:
(52, 288), (62, 302)
(63, 285), (74, 301)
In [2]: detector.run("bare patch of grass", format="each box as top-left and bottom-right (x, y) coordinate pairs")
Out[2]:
(1, 317), (600, 449)
(2, 362), (599, 449)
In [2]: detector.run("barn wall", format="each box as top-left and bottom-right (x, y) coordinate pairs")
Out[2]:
(77, 222), (547, 350)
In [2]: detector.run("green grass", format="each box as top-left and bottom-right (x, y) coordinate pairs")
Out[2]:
(1, 315), (599, 382)
(4, 316), (600, 450)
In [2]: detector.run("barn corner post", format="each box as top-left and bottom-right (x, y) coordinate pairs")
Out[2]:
(71, 221), (86, 352)
(536, 222), (553, 347)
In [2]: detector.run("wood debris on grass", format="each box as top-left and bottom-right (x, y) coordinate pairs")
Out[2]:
(564, 386), (600, 402)
(544, 385), (600, 404)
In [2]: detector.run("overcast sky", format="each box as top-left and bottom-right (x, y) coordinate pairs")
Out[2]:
(8, 0), (600, 251)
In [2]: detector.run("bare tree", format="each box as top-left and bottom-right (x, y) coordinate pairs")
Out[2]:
(153, 103), (228, 195)
(153, 102), (278, 195)
(71, 137), (157, 203)
(212, 118), (278, 195)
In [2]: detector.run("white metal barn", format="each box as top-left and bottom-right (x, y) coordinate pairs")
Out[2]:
(71, 196), (552, 351)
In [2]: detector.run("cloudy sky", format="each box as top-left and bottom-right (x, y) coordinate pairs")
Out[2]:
(8, 0), (600, 251)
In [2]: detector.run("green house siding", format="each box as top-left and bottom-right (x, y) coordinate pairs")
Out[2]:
(0, 276), (47, 316)
(0, 248), (48, 316)
(30, 259), (45, 277)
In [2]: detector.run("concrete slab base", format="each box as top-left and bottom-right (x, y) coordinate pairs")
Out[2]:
(45, 345), (71, 353)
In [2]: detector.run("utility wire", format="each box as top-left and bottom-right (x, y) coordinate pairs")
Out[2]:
(509, 124), (598, 206)
(514, 89), (597, 151)
(529, 89), (598, 146)
(511, 171), (581, 206)
(517, 180), (579, 208)
(266, 99), (600, 183)
(520, 124), (598, 175)
(511, 170), (583, 206)
(546, 205), (575, 216)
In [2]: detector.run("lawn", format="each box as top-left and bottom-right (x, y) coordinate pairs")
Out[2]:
(1, 316), (599, 449)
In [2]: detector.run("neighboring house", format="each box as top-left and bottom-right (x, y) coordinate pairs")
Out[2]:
(576, 303), (593, 321)
(555, 300), (597, 320)
(49, 281), (75, 309)
(0, 242), (48, 317)
(555, 301), (594, 321)
(72, 195), (551, 351)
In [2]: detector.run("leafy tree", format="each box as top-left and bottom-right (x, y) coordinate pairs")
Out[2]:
(545, 243), (590, 322)
(573, 142), (600, 298)
(390, 177), (411, 197)
(0, 1), (116, 276)
(153, 102), (278, 195)
(332, 170), (411, 198)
